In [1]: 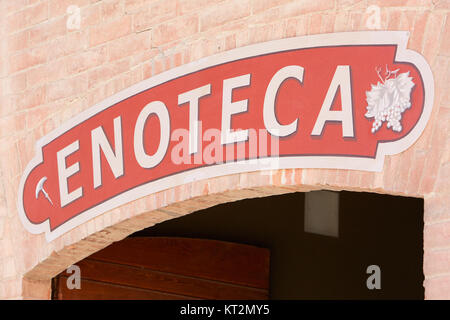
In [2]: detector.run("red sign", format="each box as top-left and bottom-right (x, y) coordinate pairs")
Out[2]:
(18, 32), (434, 241)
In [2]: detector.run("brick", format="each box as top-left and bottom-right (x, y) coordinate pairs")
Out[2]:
(152, 15), (199, 46)
(368, 0), (432, 7)
(13, 85), (47, 111)
(4, 0), (28, 16)
(425, 275), (450, 300)
(0, 278), (22, 299)
(100, 0), (124, 22)
(24, 104), (55, 133)
(299, 168), (319, 187)
(251, 0), (292, 14)
(27, 58), (67, 88)
(7, 2), (48, 33)
(9, 46), (48, 73)
(422, 12), (446, 65)
(424, 249), (450, 276)
(81, 3), (101, 27)
(425, 222), (450, 250)
(130, 48), (159, 67)
(107, 32), (151, 62)
(22, 278), (51, 299)
(200, 0), (250, 32)
(334, 11), (351, 32)
(142, 62), (152, 79)
(249, 24), (273, 44)
(118, 67), (143, 88)
(48, 0), (90, 18)
(434, 0), (450, 10)
(440, 13), (450, 56)
(335, 169), (349, 187)
(29, 18), (67, 46)
(405, 150), (427, 196)
(434, 161), (450, 195)
(2, 258), (16, 279)
(293, 15), (308, 36)
(178, 0), (224, 15)
(124, 0), (152, 14)
(87, 59), (130, 88)
(268, 21), (284, 41)
(336, 0), (367, 9)
(104, 77), (126, 97)
(308, 14), (322, 35)
(47, 75), (87, 101)
(66, 46), (107, 74)
(408, 11), (429, 52)
(132, 0), (177, 32)
(0, 95), (16, 118)
(45, 33), (82, 62)
(398, 11), (416, 31)
(153, 56), (165, 75)
(0, 113), (27, 139)
(6, 73), (27, 95)
(285, 18), (298, 37)
(424, 193), (450, 223)
(250, 0), (334, 24)
(419, 108), (450, 194)
(8, 31), (29, 54)
(89, 15), (132, 47)
(387, 10), (402, 29)
(349, 13), (363, 30)
(173, 51), (183, 67)
(14, 132), (37, 175)
(393, 149), (414, 194)
(86, 83), (107, 106)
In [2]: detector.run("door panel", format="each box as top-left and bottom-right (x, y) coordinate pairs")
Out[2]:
(53, 237), (270, 300)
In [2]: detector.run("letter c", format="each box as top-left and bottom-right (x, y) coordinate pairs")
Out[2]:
(263, 65), (303, 137)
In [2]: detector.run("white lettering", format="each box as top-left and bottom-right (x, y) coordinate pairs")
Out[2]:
(264, 65), (303, 137)
(311, 65), (354, 137)
(134, 101), (170, 168)
(221, 74), (250, 144)
(91, 116), (124, 189)
(178, 84), (211, 154)
(57, 140), (82, 207)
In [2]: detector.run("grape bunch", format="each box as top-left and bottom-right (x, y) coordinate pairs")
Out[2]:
(365, 68), (414, 134)
(370, 98), (412, 133)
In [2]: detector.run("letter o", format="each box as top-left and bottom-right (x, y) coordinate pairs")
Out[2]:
(134, 101), (171, 169)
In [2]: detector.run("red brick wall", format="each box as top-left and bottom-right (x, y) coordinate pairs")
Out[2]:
(0, 0), (448, 299)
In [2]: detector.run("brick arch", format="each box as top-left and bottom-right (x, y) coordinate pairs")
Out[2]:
(21, 165), (426, 299)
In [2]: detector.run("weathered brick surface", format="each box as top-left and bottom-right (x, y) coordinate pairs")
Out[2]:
(0, 0), (448, 300)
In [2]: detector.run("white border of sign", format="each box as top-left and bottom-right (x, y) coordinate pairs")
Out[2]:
(17, 31), (434, 242)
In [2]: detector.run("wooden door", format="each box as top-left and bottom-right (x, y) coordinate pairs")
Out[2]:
(53, 237), (270, 300)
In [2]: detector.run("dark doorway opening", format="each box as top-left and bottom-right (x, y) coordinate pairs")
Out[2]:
(53, 190), (424, 299)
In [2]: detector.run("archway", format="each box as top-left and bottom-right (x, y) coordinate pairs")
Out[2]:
(49, 190), (424, 300)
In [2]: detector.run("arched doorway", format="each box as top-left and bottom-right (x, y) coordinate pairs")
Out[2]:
(51, 190), (424, 299)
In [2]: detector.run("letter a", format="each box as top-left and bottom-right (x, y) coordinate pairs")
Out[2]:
(311, 65), (354, 138)
(366, 265), (381, 290)
(66, 265), (81, 290)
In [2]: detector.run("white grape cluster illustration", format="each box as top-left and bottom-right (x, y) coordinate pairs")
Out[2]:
(365, 66), (415, 133)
